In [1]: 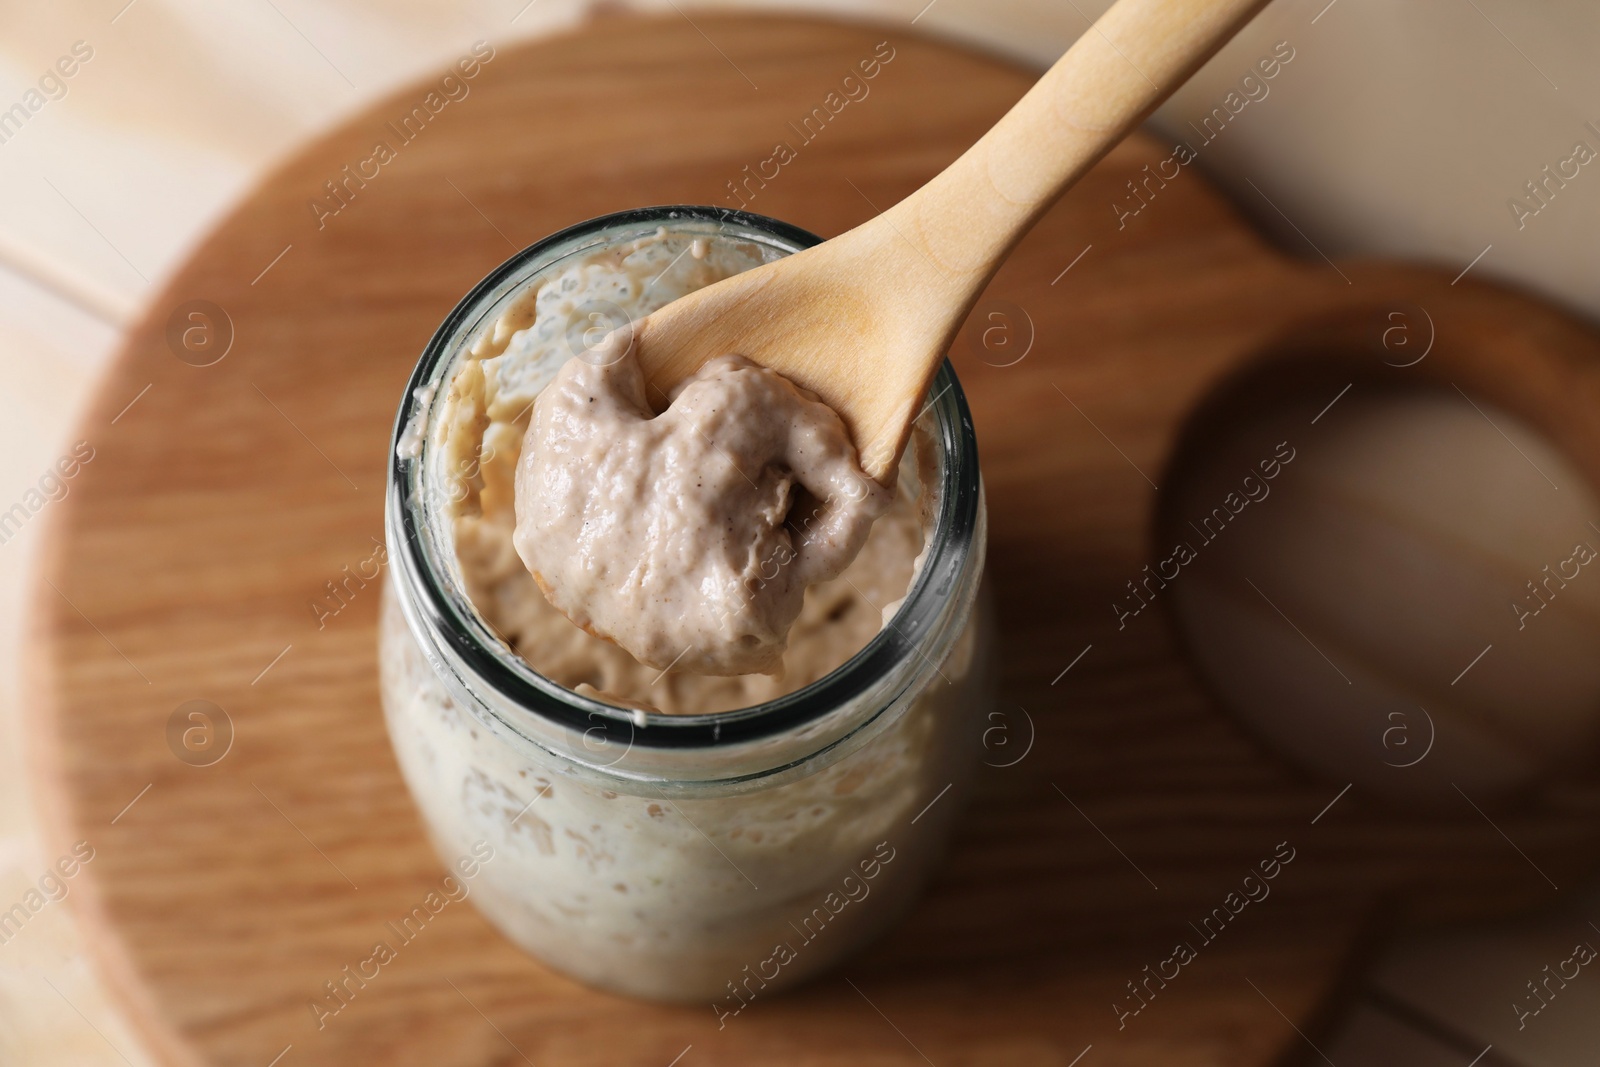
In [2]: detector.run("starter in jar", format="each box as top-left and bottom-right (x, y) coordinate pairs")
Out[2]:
(430, 228), (928, 713)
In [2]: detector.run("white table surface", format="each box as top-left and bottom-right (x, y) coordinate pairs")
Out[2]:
(1, 1), (1596, 1063)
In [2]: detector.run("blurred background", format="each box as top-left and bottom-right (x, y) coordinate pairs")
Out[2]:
(2, 0), (1598, 1064)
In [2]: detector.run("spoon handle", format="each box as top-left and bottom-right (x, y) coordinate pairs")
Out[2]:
(894, 0), (1270, 280)
(842, 0), (1271, 477)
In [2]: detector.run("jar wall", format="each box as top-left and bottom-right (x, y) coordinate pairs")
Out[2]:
(378, 572), (995, 1002)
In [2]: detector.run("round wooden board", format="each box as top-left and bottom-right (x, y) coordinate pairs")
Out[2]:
(29, 13), (1600, 1067)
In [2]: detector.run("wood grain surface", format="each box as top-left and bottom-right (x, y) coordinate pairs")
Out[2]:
(25, 13), (1600, 1067)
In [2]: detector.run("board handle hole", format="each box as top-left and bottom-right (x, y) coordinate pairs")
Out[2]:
(1155, 348), (1600, 806)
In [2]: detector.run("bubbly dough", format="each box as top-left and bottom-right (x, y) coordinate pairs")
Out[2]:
(429, 228), (927, 713)
(514, 349), (889, 676)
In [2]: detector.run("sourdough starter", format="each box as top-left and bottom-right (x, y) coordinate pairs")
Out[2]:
(380, 225), (990, 1001)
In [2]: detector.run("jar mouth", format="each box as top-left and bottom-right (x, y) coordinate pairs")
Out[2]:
(387, 206), (981, 753)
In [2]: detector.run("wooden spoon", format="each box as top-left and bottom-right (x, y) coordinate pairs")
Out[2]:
(632, 0), (1269, 481)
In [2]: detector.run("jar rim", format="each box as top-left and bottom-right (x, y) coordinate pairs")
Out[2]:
(386, 205), (982, 755)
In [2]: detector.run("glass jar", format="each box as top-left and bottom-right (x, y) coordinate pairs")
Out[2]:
(380, 206), (994, 1005)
